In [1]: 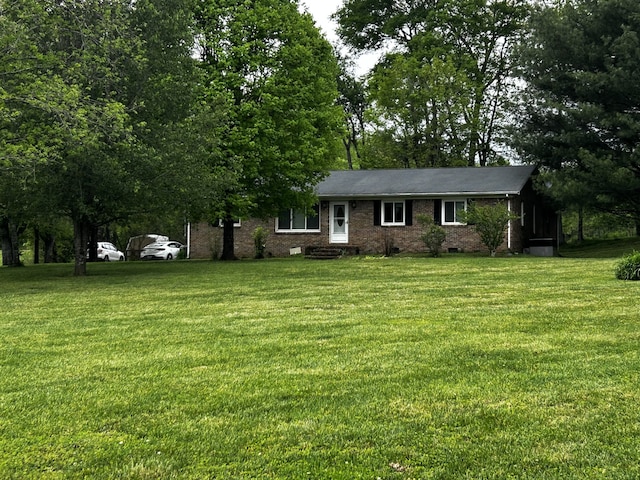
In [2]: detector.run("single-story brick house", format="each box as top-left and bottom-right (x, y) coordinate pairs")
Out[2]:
(188, 165), (559, 259)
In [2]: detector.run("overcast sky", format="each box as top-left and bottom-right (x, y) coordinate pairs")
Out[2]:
(302, 0), (380, 76)
(302, 0), (341, 42)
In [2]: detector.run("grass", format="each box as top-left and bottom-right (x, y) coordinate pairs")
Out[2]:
(559, 236), (640, 258)
(1, 250), (639, 479)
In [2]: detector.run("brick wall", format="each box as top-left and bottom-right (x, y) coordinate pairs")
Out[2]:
(189, 217), (328, 259)
(189, 197), (524, 259)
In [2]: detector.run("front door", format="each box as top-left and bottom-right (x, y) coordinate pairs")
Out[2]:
(330, 202), (349, 244)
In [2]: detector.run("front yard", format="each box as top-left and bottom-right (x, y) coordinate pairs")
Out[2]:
(1, 254), (638, 478)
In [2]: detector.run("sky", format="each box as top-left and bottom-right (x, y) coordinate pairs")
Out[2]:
(301, 0), (342, 43)
(301, 0), (380, 76)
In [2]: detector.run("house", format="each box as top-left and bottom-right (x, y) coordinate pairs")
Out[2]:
(188, 166), (559, 259)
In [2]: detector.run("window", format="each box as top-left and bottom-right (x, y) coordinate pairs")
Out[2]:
(277, 204), (320, 231)
(442, 199), (467, 225)
(374, 200), (413, 226)
(382, 200), (405, 226)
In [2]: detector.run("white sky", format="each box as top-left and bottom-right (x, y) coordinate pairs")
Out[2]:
(301, 0), (380, 76)
(301, 0), (342, 43)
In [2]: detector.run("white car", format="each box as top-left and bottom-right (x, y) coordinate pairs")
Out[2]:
(126, 234), (169, 260)
(140, 241), (184, 260)
(96, 242), (125, 261)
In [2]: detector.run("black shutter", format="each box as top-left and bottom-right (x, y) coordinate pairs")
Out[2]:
(405, 200), (413, 226)
(433, 199), (442, 225)
(373, 200), (381, 226)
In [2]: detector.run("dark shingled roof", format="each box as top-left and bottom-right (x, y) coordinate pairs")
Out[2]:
(317, 165), (536, 198)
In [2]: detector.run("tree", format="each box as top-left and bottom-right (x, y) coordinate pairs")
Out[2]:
(459, 201), (519, 256)
(1, 0), (203, 274)
(366, 52), (470, 168)
(43, 0), (181, 276)
(514, 0), (640, 235)
(195, 0), (344, 260)
(337, 58), (367, 170)
(334, 0), (529, 167)
(1, 0), (75, 266)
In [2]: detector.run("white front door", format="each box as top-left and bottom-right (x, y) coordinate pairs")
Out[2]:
(330, 202), (349, 244)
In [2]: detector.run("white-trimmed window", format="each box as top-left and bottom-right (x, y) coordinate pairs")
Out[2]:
(277, 204), (320, 232)
(442, 199), (467, 225)
(382, 200), (405, 226)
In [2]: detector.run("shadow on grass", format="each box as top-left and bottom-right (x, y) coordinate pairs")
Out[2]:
(559, 236), (640, 258)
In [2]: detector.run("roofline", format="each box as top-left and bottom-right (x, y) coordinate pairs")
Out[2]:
(317, 191), (522, 198)
(325, 165), (535, 173)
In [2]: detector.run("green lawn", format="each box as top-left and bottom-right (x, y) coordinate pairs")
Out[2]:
(559, 236), (640, 258)
(1, 254), (639, 479)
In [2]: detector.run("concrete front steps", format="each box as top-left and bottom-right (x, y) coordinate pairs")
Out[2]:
(304, 246), (360, 260)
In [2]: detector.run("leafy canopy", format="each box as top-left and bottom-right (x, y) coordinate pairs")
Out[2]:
(195, 0), (344, 258)
(514, 0), (640, 230)
(1, 0), (203, 273)
(335, 0), (529, 167)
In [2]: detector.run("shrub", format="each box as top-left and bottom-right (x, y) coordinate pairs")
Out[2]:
(417, 214), (446, 257)
(252, 226), (268, 259)
(615, 251), (640, 280)
(382, 229), (396, 256)
(459, 201), (519, 257)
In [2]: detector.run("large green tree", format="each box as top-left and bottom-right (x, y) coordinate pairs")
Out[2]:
(1, 0), (75, 266)
(335, 0), (528, 167)
(514, 0), (640, 234)
(365, 52), (471, 168)
(1, 0), (204, 274)
(195, 0), (344, 260)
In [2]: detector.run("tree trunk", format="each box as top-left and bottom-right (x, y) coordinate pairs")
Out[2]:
(73, 218), (91, 276)
(34, 227), (40, 265)
(577, 206), (584, 244)
(342, 137), (354, 170)
(87, 226), (99, 262)
(220, 217), (236, 261)
(43, 233), (57, 263)
(468, 96), (482, 167)
(1, 218), (23, 267)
